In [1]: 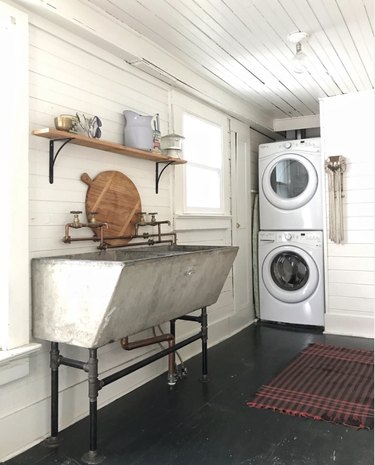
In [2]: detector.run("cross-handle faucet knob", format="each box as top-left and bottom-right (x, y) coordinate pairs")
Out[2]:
(149, 212), (158, 223)
(137, 211), (147, 225)
(70, 210), (82, 226)
(89, 211), (98, 223)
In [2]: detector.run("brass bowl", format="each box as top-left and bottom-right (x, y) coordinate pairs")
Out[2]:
(54, 114), (76, 131)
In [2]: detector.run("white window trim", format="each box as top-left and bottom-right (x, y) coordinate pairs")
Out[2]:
(171, 90), (231, 218)
(0, 343), (41, 366)
(174, 214), (232, 232)
(0, 3), (36, 361)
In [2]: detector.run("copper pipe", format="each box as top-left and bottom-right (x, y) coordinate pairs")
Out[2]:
(135, 220), (171, 236)
(64, 223), (71, 240)
(98, 233), (169, 241)
(63, 236), (176, 249)
(63, 222), (108, 244)
(99, 225), (105, 248)
(63, 236), (102, 243)
(102, 238), (175, 249)
(63, 219), (176, 248)
(121, 333), (174, 350)
(136, 220), (171, 227)
(121, 333), (176, 384)
(99, 232), (177, 249)
(101, 232), (175, 241)
(157, 223), (161, 241)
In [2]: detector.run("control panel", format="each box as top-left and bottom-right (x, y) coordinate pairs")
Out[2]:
(259, 138), (320, 155)
(276, 231), (322, 246)
(259, 230), (322, 245)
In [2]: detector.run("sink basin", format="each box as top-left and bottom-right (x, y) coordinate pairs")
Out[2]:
(31, 245), (238, 348)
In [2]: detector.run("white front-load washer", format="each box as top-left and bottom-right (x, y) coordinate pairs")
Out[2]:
(259, 230), (324, 326)
(259, 138), (323, 230)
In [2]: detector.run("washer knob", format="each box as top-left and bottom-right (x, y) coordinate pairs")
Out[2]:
(284, 141), (292, 149)
(284, 233), (292, 241)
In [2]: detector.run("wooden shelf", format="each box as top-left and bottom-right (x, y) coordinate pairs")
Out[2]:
(32, 128), (186, 191)
(32, 128), (186, 164)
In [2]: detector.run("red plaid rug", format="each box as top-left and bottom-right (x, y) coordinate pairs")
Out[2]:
(247, 343), (374, 429)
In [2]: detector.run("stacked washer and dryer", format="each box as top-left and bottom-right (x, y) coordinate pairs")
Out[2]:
(258, 138), (325, 327)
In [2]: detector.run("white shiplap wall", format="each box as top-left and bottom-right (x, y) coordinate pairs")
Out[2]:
(0, 14), (249, 461)
(320, 90), (375, 338)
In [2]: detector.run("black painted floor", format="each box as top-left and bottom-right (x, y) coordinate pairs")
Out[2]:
(6, 322), (374, 465)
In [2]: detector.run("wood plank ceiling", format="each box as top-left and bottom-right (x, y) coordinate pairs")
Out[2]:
(86, 0), (374, 120)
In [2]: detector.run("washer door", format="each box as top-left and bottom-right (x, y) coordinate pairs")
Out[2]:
(262, 154), (318, 210)
(262, 245), (318, 303)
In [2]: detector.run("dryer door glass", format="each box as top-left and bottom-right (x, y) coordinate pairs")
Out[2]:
(271, 252), (309, 291)
(270, 160), (308, 198)
(262, 154), (318, 211)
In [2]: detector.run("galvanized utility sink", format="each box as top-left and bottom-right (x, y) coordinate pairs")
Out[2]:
(32, 245), (238, 348)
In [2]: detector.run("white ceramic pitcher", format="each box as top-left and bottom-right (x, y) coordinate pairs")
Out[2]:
(123, 110), (156, 151)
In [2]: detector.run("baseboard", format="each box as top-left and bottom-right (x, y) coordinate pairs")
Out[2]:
(324, 312), (374, 339)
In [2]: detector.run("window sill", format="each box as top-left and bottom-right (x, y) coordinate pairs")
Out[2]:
(174, 214), (232, 219)
(0, 343), (41, 366)
(174, 214), (232, 231)
(0, 343), (41, 386)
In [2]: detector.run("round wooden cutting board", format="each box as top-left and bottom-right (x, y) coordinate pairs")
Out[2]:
(81, 171), (142, 246)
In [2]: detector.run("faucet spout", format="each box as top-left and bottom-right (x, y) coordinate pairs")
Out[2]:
(63, 210), (108, 245)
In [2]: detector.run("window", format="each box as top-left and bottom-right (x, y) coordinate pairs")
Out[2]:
(171, 91), (230, 218)
(183, 113), (223, 212)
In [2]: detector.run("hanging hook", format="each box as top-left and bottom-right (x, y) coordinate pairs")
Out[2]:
(325, 155), (346, 244)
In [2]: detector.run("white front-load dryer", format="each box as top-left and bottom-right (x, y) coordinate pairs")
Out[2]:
(259, 230), (324, 326)
(259, 138), (323, 230)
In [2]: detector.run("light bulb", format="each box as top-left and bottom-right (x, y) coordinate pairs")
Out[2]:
(292, 42), (309, 74)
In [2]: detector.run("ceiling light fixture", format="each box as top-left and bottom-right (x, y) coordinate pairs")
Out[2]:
(287, 31), (310, 74)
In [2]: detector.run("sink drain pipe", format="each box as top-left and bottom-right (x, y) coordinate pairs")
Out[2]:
(120, 332), (177, 385)
(46, 307), (208, 464)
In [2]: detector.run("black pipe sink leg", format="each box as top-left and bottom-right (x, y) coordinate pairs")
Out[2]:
(82, 448), (105, 465)
(45, 342), (61, 447)
(81, 349), (105, 465)
(200, 307), (209, 383)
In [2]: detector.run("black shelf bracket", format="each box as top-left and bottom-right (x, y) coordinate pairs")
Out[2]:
(155, 161), (175, 194)
(49, 138), (73, 184)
